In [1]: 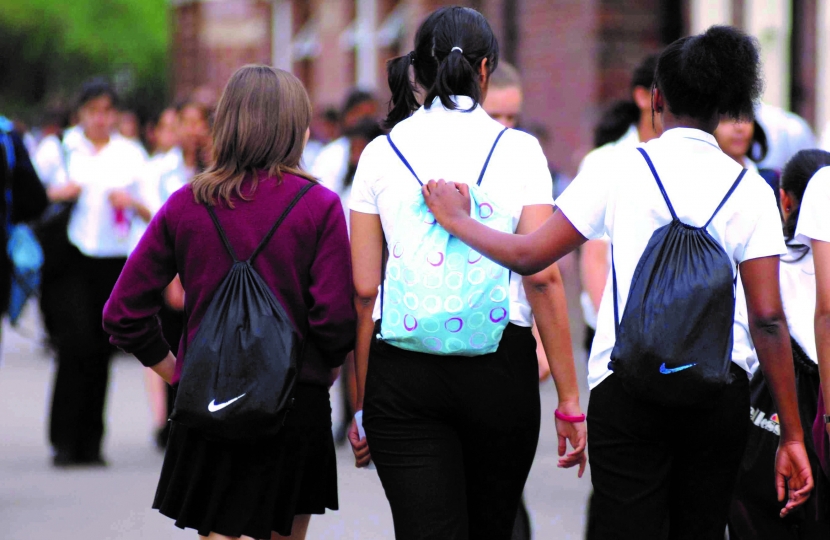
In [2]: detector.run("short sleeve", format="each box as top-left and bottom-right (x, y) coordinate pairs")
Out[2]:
(738, 182), (787, 262)
(795, 167), (830, 246)
(553, 151), (612, 240)
(512, 135), (554, 207)
(348, 137), (385, 215)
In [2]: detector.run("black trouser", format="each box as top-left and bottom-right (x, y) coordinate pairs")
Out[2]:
(48, 248), (126, 461)
(363, 324), (541, 540)
(586, 365), (749, 540)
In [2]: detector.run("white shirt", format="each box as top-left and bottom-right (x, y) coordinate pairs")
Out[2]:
(129, 147), (189, 252)
(32, 134), (68, 187)
(734, 247), (818, 372)
(556, 128), (787, 389)
(795, 167), (830, 246)
(577, 124), (641, 328)
(350, 96), (555, 327)
(60, 132), (148, 258)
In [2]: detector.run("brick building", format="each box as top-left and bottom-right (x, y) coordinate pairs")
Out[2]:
(170, 0), (830, 175)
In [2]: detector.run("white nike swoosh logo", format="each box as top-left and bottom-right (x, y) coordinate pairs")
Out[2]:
(208, 393), (246, 413)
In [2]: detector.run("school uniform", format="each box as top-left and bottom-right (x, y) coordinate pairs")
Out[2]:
(556, 127), (785, 540)
(103, 173), (355, 538)
(350, 95), (553, 540)
(47, 132), (147, 465)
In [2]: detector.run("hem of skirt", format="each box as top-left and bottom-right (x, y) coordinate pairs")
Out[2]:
(153, 503), (339, 538)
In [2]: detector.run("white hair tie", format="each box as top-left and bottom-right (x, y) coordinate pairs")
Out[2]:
(451, 47), (463, 54)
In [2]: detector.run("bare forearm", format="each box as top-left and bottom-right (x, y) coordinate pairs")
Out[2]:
(524, 273), (579, 404)
(353, 297), (376, 410)
(444, 217), (543, 274)
(817, 312), (830, 418)
(751, 318), (804, 442)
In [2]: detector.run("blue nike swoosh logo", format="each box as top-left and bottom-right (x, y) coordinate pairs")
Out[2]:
(659, 362), (697, 374)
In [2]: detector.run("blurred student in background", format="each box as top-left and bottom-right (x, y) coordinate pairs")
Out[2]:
(46, 78), (150, 467)
(311, 89), (379, 192)
(729, 149), (830, 539)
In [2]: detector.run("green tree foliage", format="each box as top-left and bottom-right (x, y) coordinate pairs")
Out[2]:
(0, 0), (169, 123)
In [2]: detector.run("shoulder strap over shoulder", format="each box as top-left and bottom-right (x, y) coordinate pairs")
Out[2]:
(387, 134), (423, 186)
(249, 182), (315, 263)
(205, 182), (315, 264)
(703, 168), (747, 228)
(637, 147), (677, 221)
(476, 127), (509, 186)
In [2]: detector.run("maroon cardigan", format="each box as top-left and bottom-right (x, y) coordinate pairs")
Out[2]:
(103, 173), (356, 386)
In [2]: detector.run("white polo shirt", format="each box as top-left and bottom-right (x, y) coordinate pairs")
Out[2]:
(61, 132), (148, 258)
(734, 247), (817, 373)
(556, 127), (786, 389)
(795, 167), (830, 246)
(350, 96), (555, 327)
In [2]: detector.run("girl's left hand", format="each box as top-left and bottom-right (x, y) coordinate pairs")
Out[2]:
(422, 179), (471, 231)
(555, 403), (588, 478)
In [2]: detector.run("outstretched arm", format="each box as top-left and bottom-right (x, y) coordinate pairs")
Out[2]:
(422, 180), (587, 275)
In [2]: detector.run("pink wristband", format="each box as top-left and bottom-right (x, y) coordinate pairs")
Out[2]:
(555, 409), (586, 423)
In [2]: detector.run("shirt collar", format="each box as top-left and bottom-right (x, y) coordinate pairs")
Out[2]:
(426, 95), (480, 113)
(659, 127), (721, 150)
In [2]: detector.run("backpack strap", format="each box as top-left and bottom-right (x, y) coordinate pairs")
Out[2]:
(703, 168), (747, 228)
(387, 135), (423, 186)
(476, 127), (509, 186)
(206, 205), (240, 263)
(248, 182), (315, 264)
(637, 148), (678, 222)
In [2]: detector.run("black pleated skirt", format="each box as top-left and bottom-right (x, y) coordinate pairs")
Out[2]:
(153, 383), (338, 539)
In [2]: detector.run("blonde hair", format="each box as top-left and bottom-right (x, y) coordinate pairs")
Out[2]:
(192, 65), (315, 206)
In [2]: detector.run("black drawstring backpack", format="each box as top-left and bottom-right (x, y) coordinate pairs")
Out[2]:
(171, 183), (314, 440)
(609, 148), (746, 406)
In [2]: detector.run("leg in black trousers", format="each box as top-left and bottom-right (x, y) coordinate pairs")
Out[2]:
(49, 250), (126, 464)
(586, 367), (749, 540)
(364, 325), (541, 540)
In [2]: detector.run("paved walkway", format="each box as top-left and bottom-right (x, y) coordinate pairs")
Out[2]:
(1, 283), (590, 539)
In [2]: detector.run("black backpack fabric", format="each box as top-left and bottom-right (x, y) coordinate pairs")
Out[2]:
(609, 148), (747, 406)
(171, 183), (314, 440)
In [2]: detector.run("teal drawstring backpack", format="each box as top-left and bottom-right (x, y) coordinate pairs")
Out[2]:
(379, 128), (513, 356)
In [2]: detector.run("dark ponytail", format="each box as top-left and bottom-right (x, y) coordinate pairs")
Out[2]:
(654, 25), (762, 122)
(384, 6), (499, 129)
(780, 150), (830, 257)
(384, 53), (421, 129)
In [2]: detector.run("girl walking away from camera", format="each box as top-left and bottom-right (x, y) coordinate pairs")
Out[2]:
(794, 159), (830, 499)
(424, 26), (814, 540)
(348, 7), (585, 540)
(46, 78), (150, 467)
(729, 150), (830, 539)
(103, 66), (356, 540)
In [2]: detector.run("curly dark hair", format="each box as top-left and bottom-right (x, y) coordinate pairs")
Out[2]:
(655, 26), (763, 122)
(780, 150), (830, 256)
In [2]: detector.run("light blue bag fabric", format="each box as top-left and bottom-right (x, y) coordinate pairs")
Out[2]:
(1, 118), (44, 324)
(379, 128), (512, 356)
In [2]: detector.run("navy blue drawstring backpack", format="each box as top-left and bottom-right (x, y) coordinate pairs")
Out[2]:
(171, 183), (314, 440)
(609, 148), (747, 407)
